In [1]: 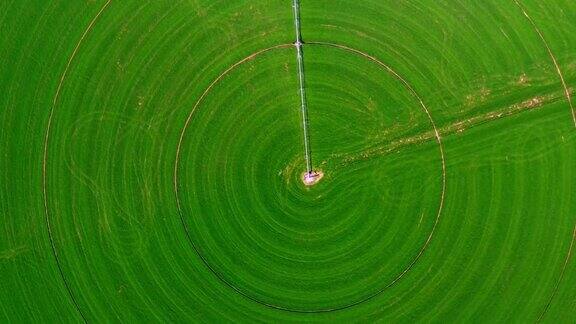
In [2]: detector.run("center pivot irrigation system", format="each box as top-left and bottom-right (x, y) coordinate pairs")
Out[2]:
(292, 0), (322, 186)
(4, 0), (576, 321)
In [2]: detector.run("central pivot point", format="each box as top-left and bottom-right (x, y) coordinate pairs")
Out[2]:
(302, 170), (324, 186)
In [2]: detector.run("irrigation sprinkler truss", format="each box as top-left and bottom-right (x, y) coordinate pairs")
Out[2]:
(292, 0), (314, 176)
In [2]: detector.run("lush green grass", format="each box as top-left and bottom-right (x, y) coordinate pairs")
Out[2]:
(1, 0), (575, 322)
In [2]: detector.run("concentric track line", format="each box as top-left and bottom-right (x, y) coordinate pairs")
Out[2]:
(42, 0), (112, 322)
(174, 41), (447, 313)
(536, 224), (576, 322)
(512, 1), (576, 321)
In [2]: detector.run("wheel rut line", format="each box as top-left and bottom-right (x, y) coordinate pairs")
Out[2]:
(174, 39), (447, 313)
(536, 224), (576, 322)
(512, 1), (576, 321)
(42, 0), (112, 322)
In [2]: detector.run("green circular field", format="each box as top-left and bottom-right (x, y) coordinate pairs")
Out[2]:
(1, 0), (575, 322)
